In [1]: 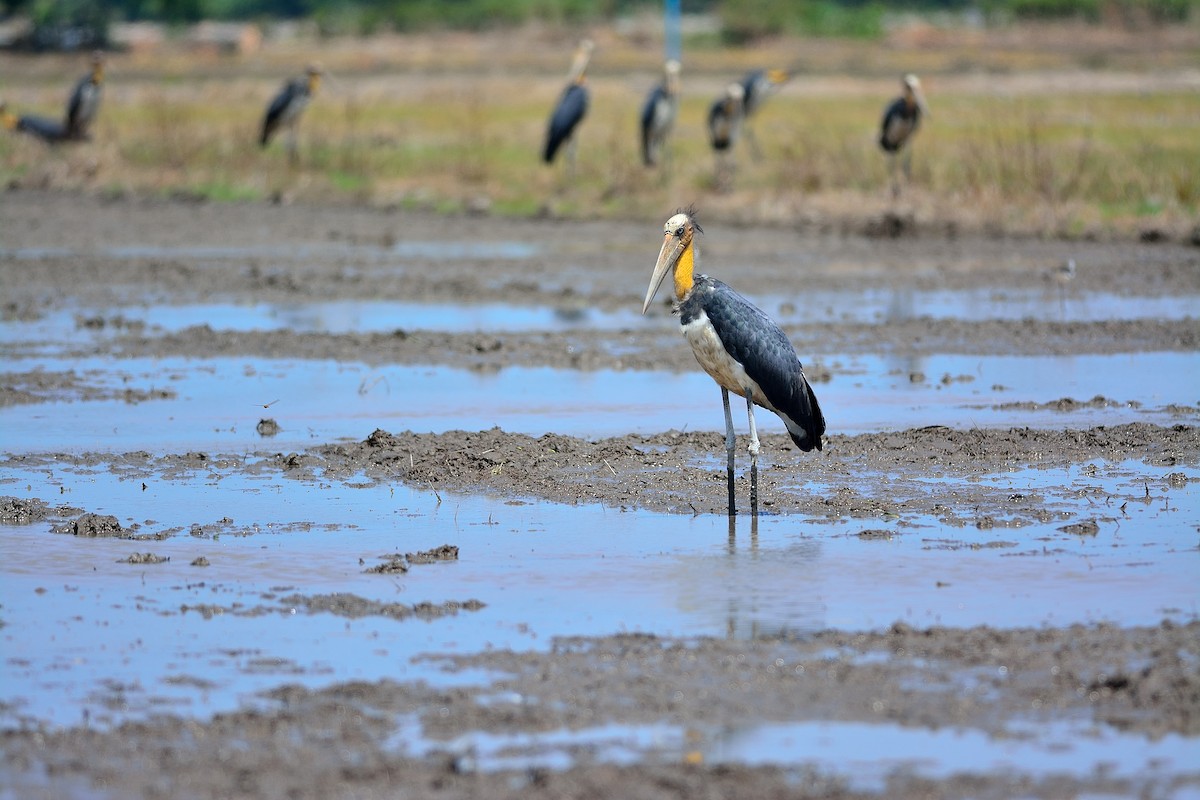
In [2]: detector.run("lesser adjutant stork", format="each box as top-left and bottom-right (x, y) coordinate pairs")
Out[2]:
(640, 59), (681, 168)
(543, 39), (594, 173)
(707, 83), (745, 191)
(738, 68), (788, 159)
(65, 51), (105, 140)
(261, 64), (323, 164)
(879, 74), (930, 197)
(641, 208), (826, 515)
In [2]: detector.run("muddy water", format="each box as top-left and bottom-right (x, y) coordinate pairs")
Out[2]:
(1, 193), (1198, 798)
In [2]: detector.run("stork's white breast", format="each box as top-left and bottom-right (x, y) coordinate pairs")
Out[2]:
(681, 309), (768, 408)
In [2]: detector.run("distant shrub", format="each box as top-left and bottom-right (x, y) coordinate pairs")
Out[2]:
(995, 0), (1196, 20)
(717, 0), (884, 42)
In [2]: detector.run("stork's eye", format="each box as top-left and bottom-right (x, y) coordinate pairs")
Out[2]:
(675, 226), (685, 237)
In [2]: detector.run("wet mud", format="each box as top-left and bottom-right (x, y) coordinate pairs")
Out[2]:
(1, 191), (1198, 798)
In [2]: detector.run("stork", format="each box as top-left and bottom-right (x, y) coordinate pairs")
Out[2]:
(1, 102), (70, 144)
(739, 68), (788, 160)
(640, 59), (681, 168)
(543, 39), (594, 175)
(879, 74), (930, 198)
(707, 83), (745, 192)
(641, 208), (825, 515)
(1047, 258), (1076, 315)
(261, 64), (323, 165)
(65, 51), (104, 140)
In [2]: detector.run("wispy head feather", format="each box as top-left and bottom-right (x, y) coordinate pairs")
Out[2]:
(676, 204), (703, 234)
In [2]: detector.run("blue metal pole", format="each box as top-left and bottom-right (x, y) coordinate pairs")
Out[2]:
(665, 0), (681, 63)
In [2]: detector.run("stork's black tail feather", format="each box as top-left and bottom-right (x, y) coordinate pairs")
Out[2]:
(787, 378), (825, 452)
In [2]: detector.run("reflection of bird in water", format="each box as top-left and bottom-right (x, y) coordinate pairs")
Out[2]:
(261, 64), (323, 164)
(879, 74), (930, 198)
(1, 101), (71, 143)
(641, 208), (825, 516)
(543, 39), (594, 175)
(66, 51), (105, 140)
(738, 68), (788, 160)
(640, 59), (681, 168)
(707, 83), (745, 192)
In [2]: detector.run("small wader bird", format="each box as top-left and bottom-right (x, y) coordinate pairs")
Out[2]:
(65, 51), (105, 140)
(641, 209), (825, 515)
(640, 59), (681, 168)
(707, 83), (745, 192)
(1, 102), (70, 143)
(261, 64), (323, 164)
(879, 74), (930, 198)
(543, 39), (594, 174)
(738, 68), (787, 160)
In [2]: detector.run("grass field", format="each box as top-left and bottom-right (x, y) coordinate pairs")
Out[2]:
(1, 21), (1197, 238)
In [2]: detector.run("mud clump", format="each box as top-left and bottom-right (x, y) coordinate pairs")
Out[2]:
(119, 552), (169, 564)
(65, 512), (125, 537)
(1058, 519), (1101, 536)
(368, 544), (460, 573)
(0, 496), (50, 525)
(407, 544), (459, 564)
(280, 593), (485, 621)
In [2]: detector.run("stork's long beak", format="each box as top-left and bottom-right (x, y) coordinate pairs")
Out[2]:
(642, 233), (683, 314)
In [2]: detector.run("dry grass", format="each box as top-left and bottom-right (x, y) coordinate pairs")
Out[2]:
(1, 22), (1197, 238)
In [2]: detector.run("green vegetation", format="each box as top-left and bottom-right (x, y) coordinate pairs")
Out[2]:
(2, 60), (1194, 238)
(1, 0), (1195, 48)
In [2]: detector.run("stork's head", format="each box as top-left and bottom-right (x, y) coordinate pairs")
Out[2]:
(723, 82), (745, 112)
(664, 60), (681, 95)
(306, 63), (324, 93)
(569, 39), (595, 85)
(903, 74), (929, 118)
(642, 208), (703, 314)
(90, 51), (105, 83)
(0, 101), (16, 131)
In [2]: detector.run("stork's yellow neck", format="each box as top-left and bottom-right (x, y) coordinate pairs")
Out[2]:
(673, 239), (696, 300)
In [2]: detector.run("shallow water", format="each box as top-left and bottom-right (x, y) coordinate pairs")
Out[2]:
(3, 290), (1194, 352)
(1, 457), (1195, 732)
(3, 231), (1198, 784)
(409, 717), (1199, 791)
(1, 352), (1195, 454)
(0, 240), (539, 263)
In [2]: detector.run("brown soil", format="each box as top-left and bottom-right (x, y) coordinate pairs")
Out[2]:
(1, 191), (1198, 798)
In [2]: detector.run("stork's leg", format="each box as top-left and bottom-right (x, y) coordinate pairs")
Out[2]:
(566, 136), (578, 181)
(888, 152), (899, 198)
(743, 390), (760, 516)
(745, 125), (762, 162)
(721, 388), (736, 516)
(286, 124), (299, 166)
(902, 147), (913, 184)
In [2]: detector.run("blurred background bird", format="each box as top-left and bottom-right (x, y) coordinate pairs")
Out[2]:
(640, 59), (681, 168)
(879, 74), (930, 197)
(1046, 258), (1077, 314)
(65, 51), (105, 141)
(261, 64), (323, 164)
(1, 101), (70, 144)
(739, 68), (788, 160)
(707, 82), (745, 192)
(543, 39), (594, 175)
